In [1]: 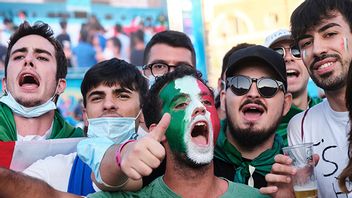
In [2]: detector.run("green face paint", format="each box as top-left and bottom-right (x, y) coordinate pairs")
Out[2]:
(159, 76), (218, 164)
(159, 78), (188, 153)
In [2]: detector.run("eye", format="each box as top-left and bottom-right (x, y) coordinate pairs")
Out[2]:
(117, 94), (130, 100)
(324, 32), (337, 38)
(299, 40), (312, 49)
(13, 55), (24, 60)
(175, 102), (188, 110)
(152, 63), (167, 70)
(90, 96), (102, 103)
(37, 56), (49, 61)
(202, 99), (212, 106)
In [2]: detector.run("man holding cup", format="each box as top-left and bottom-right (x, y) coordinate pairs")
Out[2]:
(260, 0), (352, 197)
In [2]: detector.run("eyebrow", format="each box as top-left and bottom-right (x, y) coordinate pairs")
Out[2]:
(113, 87), (132, 95)
(11, 47), (53, 57)
(170, 93), (189, 105)
(298, 23), (342, 42)
(150, 60), (193, 66)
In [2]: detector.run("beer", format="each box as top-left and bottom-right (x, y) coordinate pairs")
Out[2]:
(294, 187), (318, 198)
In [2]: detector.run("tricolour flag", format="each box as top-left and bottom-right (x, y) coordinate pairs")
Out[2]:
(0, 137), (84, 171)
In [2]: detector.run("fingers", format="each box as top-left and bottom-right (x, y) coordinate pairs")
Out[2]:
(265, 173), (292, 184)
(313, 154), (320, 166)
(259, 186), (278, 195)
(148, 113), (171, 142)
(274, 154), (293, 165)
(271, 162), (296, 175)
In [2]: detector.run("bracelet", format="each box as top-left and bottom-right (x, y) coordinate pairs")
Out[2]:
(115, 139), (136, 167)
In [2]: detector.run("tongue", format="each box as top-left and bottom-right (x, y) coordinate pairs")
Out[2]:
(21, 83), (39, 89)
(192, 135), (208, 146)
(243, 111), (261, 121)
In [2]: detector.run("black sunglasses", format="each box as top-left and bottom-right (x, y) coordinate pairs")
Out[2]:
(273, 46), (301, 59)
(226, 75), (286, 98)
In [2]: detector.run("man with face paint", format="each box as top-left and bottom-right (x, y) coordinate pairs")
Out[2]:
(261, 0), (352, 197)
(214, 45), (292, 189)
(264, 29), (322, 147)
(86, 66), (266, 198)
(0, 58), (148, 196)
(0, 21), (83, 141)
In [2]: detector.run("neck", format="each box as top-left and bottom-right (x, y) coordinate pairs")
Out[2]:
(163, 154), (228, 198)
(325, 86), (347, 112)
(226, 130), (275, 159)
(14, 110), (55, 137)
(292, 89), (309, 110)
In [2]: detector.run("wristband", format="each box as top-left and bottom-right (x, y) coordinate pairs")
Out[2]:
(115, 139), (136, 167)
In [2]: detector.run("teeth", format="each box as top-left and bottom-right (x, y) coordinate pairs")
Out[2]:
(319, 62), (333, 70)
(195, 122), (206, 126)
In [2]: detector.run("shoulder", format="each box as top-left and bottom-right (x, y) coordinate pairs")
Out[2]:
(225, 180), (269, 197)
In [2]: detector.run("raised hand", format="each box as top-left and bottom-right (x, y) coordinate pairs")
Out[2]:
(120, 113), (171, 180)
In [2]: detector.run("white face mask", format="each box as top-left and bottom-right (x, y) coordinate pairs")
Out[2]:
(0, 92), (57, 118)
(147, 75), (156, 89)
(87, 110), (141, 142)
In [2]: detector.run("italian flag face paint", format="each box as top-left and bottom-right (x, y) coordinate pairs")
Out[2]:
(159, 76), (220, 164)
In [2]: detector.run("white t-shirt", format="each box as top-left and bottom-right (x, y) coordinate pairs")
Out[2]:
(23, 152), (77, 191)
(288, 99), (351, 198)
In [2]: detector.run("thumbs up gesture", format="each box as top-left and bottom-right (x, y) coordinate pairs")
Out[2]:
(119, 113), (171, 180)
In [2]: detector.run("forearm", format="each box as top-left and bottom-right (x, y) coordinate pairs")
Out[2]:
(0, 168), (79, 198)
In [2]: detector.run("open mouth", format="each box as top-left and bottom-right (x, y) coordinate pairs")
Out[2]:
(241, 104), (264, 121)
(19, 73), (40, 87)
(287, 69), (299, 78)
(190, 121), (209, 146)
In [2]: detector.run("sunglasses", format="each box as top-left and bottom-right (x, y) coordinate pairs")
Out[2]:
(273, 46), (301, 58)
(226, 75), (286, 98)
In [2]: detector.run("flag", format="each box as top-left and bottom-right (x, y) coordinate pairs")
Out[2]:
(0, 137), (84, 171)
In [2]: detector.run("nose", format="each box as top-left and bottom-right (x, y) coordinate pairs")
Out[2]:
(24, 54), (34, 67)
(312, 38), (328, 57)
(103, 98), (117, 111)
(246, 81), (260, 98)
(192, 105), (206, 117)
(284, 48), (295, 63)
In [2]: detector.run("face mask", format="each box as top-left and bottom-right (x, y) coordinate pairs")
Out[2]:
(147, 76), (156, 89)
(0, 92), (57, 118)
(87, 110), (141, 142)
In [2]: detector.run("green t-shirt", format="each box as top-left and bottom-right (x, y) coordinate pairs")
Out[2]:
(88, 176), (269, 198)
(276, 96), (322, 147)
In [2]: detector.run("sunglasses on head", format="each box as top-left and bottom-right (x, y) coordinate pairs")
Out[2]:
(226, 75), (286, 98)
(273, 46), (301, 59)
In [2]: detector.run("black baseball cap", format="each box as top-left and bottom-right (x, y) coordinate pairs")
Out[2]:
(225, 45), (287, 91)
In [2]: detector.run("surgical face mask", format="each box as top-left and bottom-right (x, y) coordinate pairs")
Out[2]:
(147, 75), (156, 89)
(0, 92), (57, 118)
(87, 110), (141, 142)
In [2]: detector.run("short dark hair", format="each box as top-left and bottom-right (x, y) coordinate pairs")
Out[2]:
(291, 0), (352, 43)
(81, 58), (148, 107)
(4, 21), (67, 80)
(143, 30), (196, 66)
(142, 65), (212, 128)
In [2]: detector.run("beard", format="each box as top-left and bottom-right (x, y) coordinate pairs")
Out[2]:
(225, 105), (282, 150)
(173, 151), (210, 169)
(309, 54), (348, 91)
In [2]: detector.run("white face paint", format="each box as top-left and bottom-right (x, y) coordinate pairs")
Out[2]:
(174, 76), (214, 164)
(343, 37), (349, 52)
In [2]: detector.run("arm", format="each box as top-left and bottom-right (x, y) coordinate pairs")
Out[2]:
(0, 168), (79, 198)
(96, 113), (171, 191)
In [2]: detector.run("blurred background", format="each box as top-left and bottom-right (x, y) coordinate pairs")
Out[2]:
(0, 0), (320, 127)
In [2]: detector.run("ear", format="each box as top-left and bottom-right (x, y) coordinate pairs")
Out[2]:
(217, 78), (223, 92)
(220, 89), (226, 112)
(2, 77), (6, 93)
(56, 79), (67, 95)
(282, 93), (292, 116)
(82, 108), (89, 128)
